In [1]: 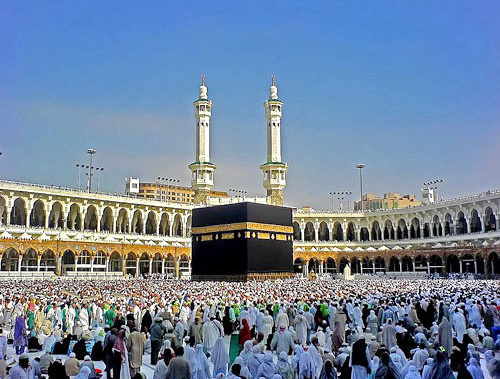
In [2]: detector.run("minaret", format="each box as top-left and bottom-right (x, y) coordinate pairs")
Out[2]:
(189, 75), (216, 203)
(260, 76), (288, 206)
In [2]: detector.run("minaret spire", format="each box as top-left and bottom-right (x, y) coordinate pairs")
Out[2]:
(260, 76), (288, 206)
(189, 75), (216, 204)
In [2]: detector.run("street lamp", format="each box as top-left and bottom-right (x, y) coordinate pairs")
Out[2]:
(96, 167), (104, 192)
(329, 191), (352, 211)
(86, 148), (96, 192)
(423, 179), (444, 201)
(356, 163), (366, 211)
(229, 189), (248, 197)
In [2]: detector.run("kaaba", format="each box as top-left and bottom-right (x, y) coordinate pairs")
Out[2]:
(191, 202), (294, 281)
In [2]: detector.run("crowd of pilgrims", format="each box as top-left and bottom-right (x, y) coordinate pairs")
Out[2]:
(0, 276), (499, 379)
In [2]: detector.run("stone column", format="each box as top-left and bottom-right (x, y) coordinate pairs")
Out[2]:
(440, 222), (446, 236)
(149, 258), (153, 275)
(412, 258), (416, 272)
(314, 224), (319, 242)
(161, 258), (165, 274)
(466, 218), (471, 234)
(427, 261), (430, 275)
(372, 261), (376, 274)
(175, 259), (180, 279)
(459, 259), (463, 273)
(105, 256), (110, 273)
(18, 256), (22, 273)
(37, 256), (41, 272)
(300, 226), (305, 241)
(90, 256), (94, 272)
(480, 217), (485, 233)
(474, 260), (477, 274)
(135, 258), (140, 278)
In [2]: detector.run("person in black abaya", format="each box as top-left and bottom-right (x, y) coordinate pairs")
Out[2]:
(141, 310), (152, 333)
(72, 337), (88, 360)
(223, 306), (233, 335)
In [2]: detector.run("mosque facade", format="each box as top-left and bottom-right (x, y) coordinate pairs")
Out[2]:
(0, 78), (499, 278)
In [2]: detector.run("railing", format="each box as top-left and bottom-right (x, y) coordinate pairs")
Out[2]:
(0, 225), (191, 245)
(0, 179), (192, 208)
(298, 189), (500, 214)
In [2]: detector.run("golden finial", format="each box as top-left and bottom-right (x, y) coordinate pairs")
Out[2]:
(201, 74), (206, 86)
(271, 74), (275, 86)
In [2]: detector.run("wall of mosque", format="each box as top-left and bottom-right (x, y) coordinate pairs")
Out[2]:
(0, 180), (499, 277)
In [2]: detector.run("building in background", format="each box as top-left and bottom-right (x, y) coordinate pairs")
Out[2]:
(354, 192), (421, 211)
(125, 178), (227, 204)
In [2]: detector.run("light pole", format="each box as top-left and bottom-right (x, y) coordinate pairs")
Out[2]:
(86, 148), (96, 192)
(96, 167), (104, 192)
(356, 163), (365, 211)
(423, 179), (443, 201)
(330, 191), (352, 211)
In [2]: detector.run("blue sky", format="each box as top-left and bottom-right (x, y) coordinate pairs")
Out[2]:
(1, 1), (499, 209)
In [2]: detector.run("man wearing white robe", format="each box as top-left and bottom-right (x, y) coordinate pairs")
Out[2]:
(202, 318), (223, 352)
(453, 308), (467, 343)
(295, 310), (309, 345)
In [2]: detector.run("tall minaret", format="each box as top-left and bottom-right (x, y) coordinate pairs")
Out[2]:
(260, 76), (288, 206)
(189, 75), (216, 203)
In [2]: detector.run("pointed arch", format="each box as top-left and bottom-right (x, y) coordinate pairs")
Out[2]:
(40, 249), (56, 272)
(410, 218), (420, 239)
(10, 198), (27, 226)
(304, 222), (314, 241)
(145, 211), (157, 235)
(131, 210), (144, 234)
(446, 254), (460, 273)
(84, 205), (98, 231)
(67, 203), (82, 230)
(173, 214), (183, 237)
(470, 209), (481, 233)
(429, 254), (443, 274)
(116, 208), (129, 233)
(346, 222), (356, 242)
(21, 248), (38, 271)
(165, 254), (175, 276)
(179, 254), (190, 277)
(484, 207), (496, 232)
(100, 206), (114, 232)
(108, 251), (122, 272)
(444, 213), (453, 236)
(61, 250), (76, 274)
(1, 248), (19, 271)
(318, 222), (329, 241)
(48, 201), (64, 229)
(389, 256), (400, 272)
(396, 218), (408, 240)
(152, 253), (162, 274)
(384, 220), (394, 240)
(371, 221), (381, 241)
(360, 227), (369, 242)
(159, 213), (170, 236)
(29, 200), (46, 227)
(456, 211), (467, 235)
(333, 222), (343, 241)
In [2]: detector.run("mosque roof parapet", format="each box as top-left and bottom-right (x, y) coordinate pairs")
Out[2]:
(0, 179), (193, 210)
(295, 189), (500, 217)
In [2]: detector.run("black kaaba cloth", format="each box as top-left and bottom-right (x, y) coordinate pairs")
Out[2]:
(191, 202), (294, 281)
